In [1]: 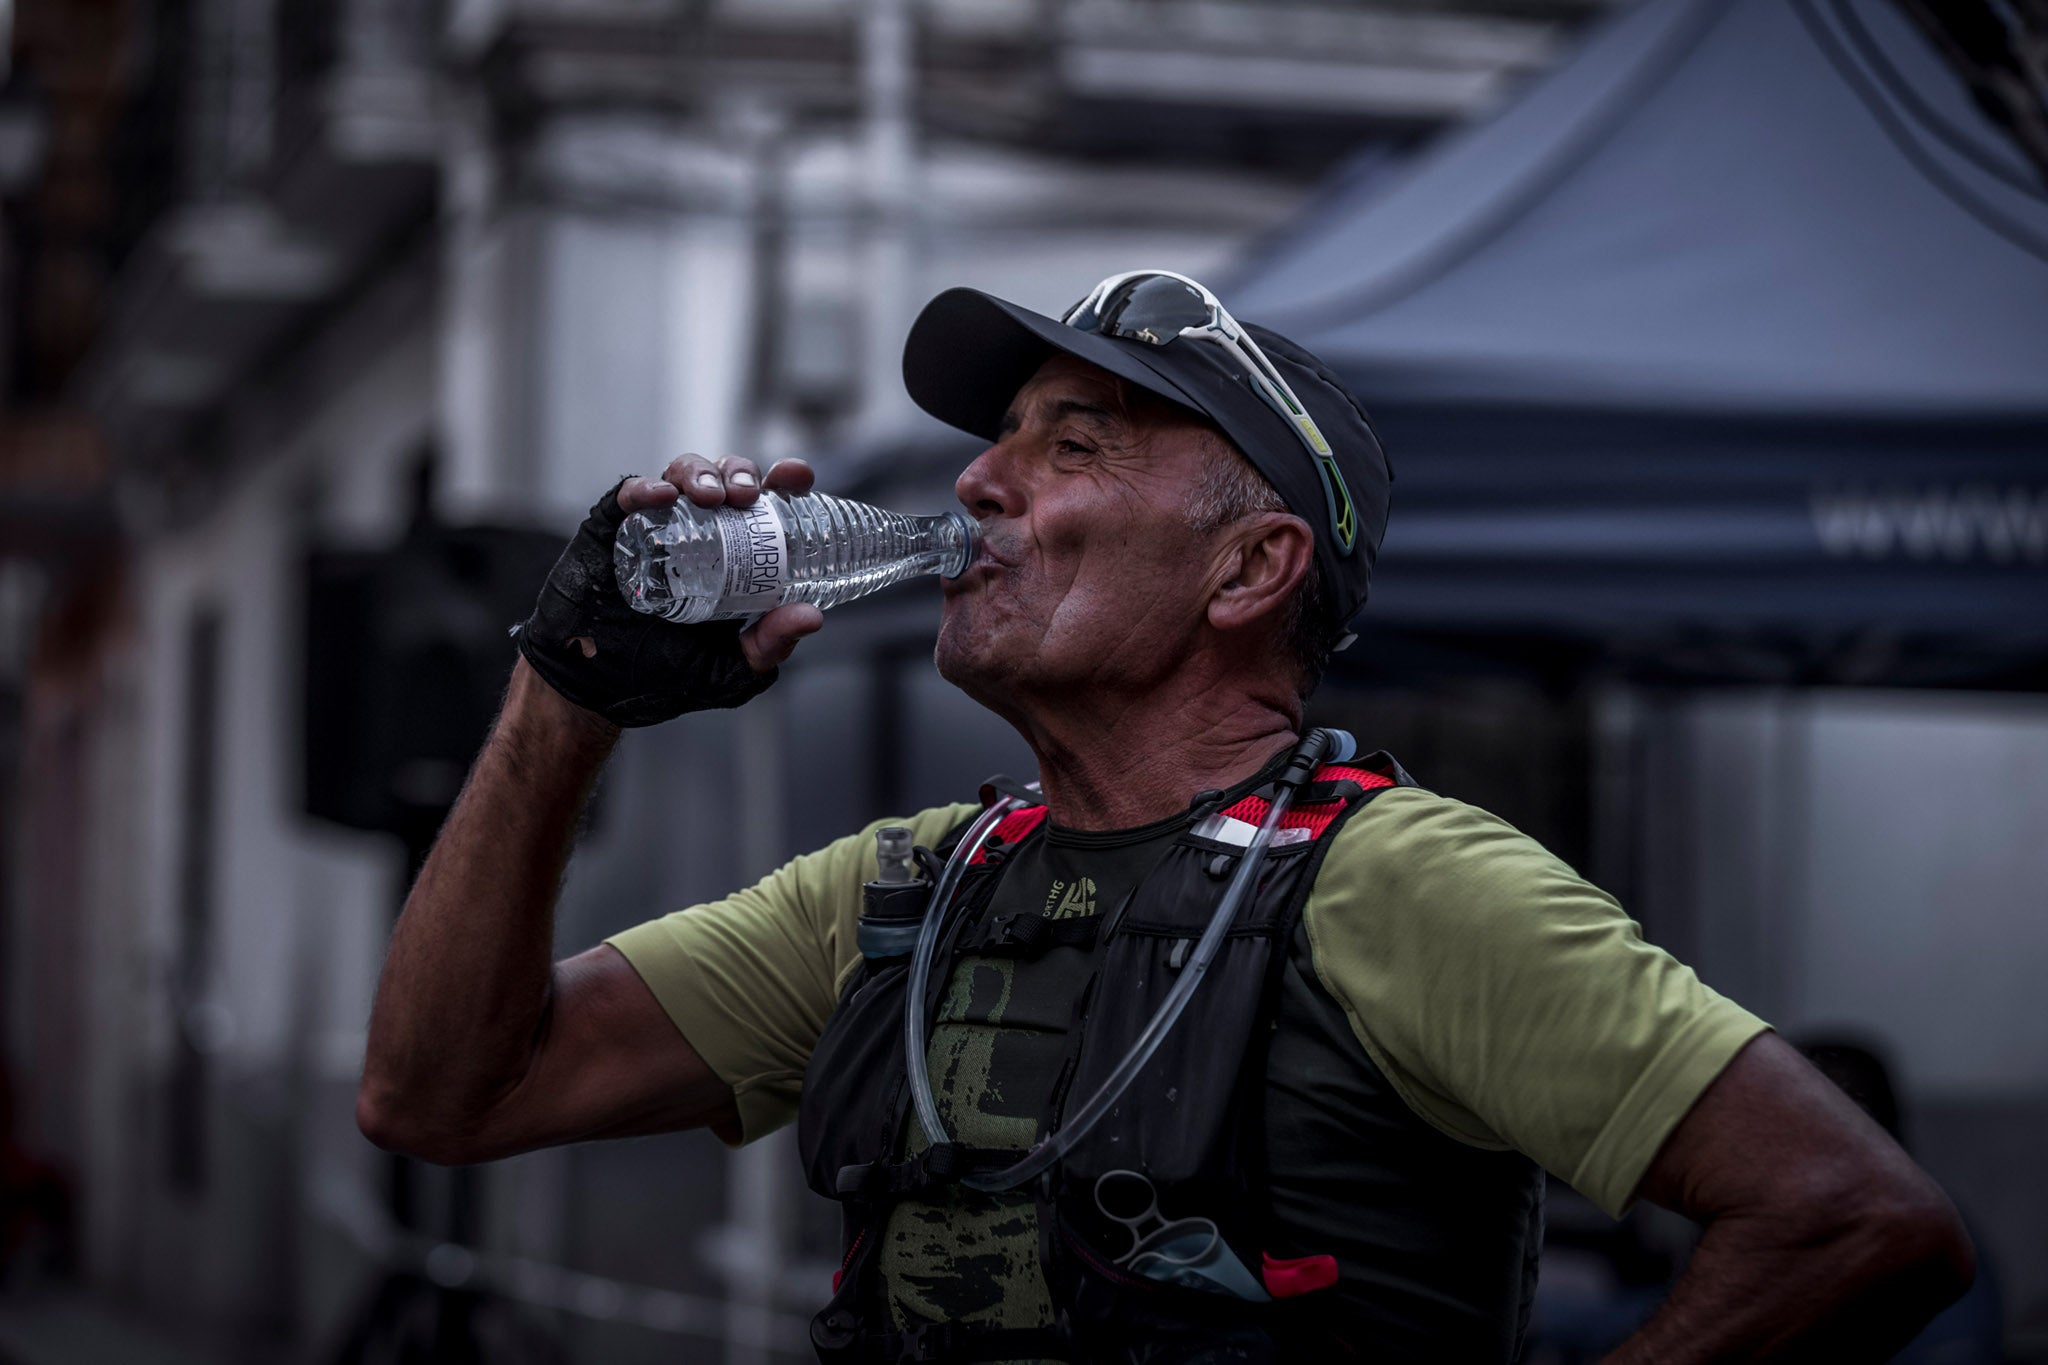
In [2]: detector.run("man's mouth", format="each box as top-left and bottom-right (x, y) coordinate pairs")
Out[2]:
(952, 536), (1013, 580)
(944, 550), (1007, 603)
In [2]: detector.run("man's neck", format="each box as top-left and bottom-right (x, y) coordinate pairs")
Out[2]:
(1012, 689), (1301, 831)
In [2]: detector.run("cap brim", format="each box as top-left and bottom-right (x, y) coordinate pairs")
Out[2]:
(902, 288), (1211, 443)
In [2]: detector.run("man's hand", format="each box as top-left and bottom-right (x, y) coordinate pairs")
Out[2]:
(515, 455), (825, 726)
(615, 454), (824, 673)
(1608, 1032), (1973, 1363)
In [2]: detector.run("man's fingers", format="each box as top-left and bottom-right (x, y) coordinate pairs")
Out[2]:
(741, 604), (824, 673)
(617, 476), (681, 514)
(715, 455), (765, 508)
(762, 458), (815, 495)
(620, 454), (807, 519)
(660, 454), (725, 508)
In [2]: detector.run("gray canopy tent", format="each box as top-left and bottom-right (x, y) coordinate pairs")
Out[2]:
(1221, 0), (2048, 687)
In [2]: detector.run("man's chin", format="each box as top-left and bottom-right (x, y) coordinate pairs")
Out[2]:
(934, 620), (1007, 703)
(932, 625), (981, 691)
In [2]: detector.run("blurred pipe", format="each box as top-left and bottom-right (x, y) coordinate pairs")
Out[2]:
(737, 97), (791, 435)
(857, 0), (918, 439)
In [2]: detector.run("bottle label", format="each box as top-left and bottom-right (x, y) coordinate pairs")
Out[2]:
(686, 499), (787, 617)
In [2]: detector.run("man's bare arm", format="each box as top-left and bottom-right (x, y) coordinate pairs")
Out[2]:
(1606, 1032), (1973, 1363)
(356, 457), (821, 1165)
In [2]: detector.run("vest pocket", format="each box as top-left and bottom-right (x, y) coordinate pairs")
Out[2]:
(1058, 1218), (1284, 1364)
(799, 954), (915, 1199)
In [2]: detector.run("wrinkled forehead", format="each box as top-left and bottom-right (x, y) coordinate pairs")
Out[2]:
(1000, 352), (1204, 445)
(1003, 354), (1121, 430)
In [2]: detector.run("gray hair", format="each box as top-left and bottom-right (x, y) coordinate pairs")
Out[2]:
(1184, 442), (1336, 699)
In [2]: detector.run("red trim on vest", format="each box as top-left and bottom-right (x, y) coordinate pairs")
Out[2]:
(968, 761), (1386, 862)
(1215, 763), (1394, 840)
(832, 1226), (868, 1296)
(1261, 1251), (1339, 1298)
(970, 805), (1050, 863)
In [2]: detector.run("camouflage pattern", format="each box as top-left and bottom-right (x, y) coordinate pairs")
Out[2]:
(879, 828), (1182, 1360)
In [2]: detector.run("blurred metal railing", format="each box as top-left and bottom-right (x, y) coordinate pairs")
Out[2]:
(311, 1163), (818, 1346)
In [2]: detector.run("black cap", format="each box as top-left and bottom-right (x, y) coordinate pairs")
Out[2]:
(901, 286), (1392, 639)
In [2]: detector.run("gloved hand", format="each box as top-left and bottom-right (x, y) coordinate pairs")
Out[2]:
(514, 455), (823, 728)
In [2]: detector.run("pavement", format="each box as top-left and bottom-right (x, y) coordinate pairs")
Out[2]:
(0, 1286), (287, 1365)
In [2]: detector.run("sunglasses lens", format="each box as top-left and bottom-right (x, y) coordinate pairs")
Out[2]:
(1068, 272), (1360, 556)
(1094, 275), (1213, 344)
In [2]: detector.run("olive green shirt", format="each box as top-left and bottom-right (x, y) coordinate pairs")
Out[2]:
(609, 787), (1765, 1217)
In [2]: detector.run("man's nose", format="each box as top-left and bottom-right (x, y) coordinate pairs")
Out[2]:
(955, 443), (1015, 520)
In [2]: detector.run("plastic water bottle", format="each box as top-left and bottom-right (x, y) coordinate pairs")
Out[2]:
(614, 491), (980, 624)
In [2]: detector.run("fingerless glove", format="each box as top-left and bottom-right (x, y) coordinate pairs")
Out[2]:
(513, 480), (777, 727)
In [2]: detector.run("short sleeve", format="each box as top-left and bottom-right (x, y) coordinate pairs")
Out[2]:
(607, 802), (977, 1143)
(1302, 787), (1770, 1216)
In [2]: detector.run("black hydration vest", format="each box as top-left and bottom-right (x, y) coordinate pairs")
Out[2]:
(797, 756), (1418, 1364)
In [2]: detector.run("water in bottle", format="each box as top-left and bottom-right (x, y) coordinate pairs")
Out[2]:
(614, 491), (980, 624)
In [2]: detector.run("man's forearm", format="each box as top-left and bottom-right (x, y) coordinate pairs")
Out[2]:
(357, 659), (620, 1155)
(1605, 1197), (1973, 1363)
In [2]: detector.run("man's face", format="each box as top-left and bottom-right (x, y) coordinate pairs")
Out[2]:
(936, 353), (1228, 711)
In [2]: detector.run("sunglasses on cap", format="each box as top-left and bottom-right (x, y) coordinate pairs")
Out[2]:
(1062, 269), (1358, 556)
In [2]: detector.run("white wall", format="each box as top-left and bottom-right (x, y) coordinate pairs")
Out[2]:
(1795, 693), (2048, 1094)
(1642, 687), (2048, 1337)
(1653, 688), (2048, 1098)
(102, 304), (436, 1327)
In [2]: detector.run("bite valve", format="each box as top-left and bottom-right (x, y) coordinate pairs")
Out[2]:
(858, 826), (932, 960)
(874, 826), (917, 884)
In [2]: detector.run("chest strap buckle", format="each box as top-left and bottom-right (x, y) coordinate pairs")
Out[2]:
(977, 910), (1101, 956)
(834, 1142), (1028, 1199)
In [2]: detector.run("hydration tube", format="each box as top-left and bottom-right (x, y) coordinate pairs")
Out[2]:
(904, 792), (1025, 1147)
(903, 729), (1355, 1191)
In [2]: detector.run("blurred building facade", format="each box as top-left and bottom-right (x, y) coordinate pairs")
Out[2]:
(0, 1), (1620, 1361)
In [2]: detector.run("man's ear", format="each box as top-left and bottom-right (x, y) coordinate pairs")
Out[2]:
(1207, 513), (1313, 635)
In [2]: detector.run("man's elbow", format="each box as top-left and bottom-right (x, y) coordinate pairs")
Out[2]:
(355, 1080), (422, 1157)
(1844, 1173), (1976, 1312)
(1889, 1192), (1975, 1303)
(355, 1078), (480, 1166)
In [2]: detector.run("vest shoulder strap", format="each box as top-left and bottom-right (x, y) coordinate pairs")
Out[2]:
(1198, 759), (1397, 845)
(969, 804), (1049, 864)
